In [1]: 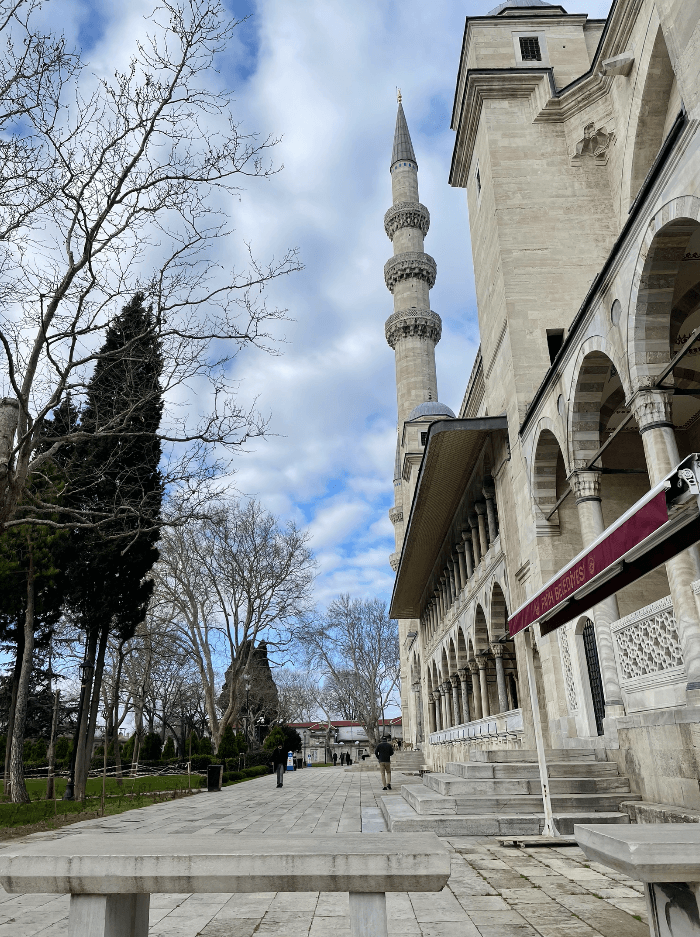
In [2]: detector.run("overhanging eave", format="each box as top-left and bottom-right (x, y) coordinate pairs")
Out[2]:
(390, 416), (508, 620)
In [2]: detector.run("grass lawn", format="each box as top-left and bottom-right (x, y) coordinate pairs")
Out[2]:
(16, 774), (204, 801)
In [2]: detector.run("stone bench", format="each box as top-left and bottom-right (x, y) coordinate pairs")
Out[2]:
(0, 832), (450, 937)
(575, 823), (700, 936)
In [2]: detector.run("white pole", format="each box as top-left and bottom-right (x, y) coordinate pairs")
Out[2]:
(523, 630), (556, 837)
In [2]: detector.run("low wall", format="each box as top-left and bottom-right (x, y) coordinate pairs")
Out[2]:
(605, 707), (700, 809)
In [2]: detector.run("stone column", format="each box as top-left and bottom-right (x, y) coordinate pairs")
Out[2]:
(456, 544), (467, 592)
(451, 675), (462, 726)
(438, 581), (445, 620)
(468, 660), (482, 720)
(629, 389), (700, 705)
(446, 561), (456, 605)
(483, 476), (499, 541)
(477, 657), (490, 718)
(468, 514), (481, 566)
(429, 692), (438, 732)
(475, 501), (489, 556)
(491, 643), (508, 714)
(439, 686), (448, 729)
(458, 668), (471, 723)
(568, 469), (624, 717)
(462, 530), (475, 578)
(412, 683), (423, 742)
(445, 683), (454, 727)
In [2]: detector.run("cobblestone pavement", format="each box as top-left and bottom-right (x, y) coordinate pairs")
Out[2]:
(0, 767), (650, 936)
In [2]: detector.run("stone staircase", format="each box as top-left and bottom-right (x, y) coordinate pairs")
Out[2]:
(381, 749), (640, 835)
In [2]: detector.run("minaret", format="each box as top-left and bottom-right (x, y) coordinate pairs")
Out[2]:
(385, 95), (443, 572)
(384, 95), (442, 428)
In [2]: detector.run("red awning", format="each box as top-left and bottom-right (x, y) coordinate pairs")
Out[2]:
(508, 464), (700, 638)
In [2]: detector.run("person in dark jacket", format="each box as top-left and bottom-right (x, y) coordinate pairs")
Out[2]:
(333, 752), (338, 767)
(272, 745), (286, 787)
(375, 737), (394, 790)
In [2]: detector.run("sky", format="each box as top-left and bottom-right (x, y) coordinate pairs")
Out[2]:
(46, 0), (614, 612)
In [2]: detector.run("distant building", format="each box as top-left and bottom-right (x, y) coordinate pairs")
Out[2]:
(288, 719), (402, 762)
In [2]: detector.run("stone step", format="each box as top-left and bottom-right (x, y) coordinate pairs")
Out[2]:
(469, 749), (597, 763)
(381, 795), (629, 836)
(445, 761), (620, 780)
(425, 773), (631, 797)
(401, 783), (640, 816)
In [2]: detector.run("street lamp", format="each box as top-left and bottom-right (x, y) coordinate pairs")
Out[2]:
(302, 729), (308, 765)
(243, 672), (251, 744)
(64, 659), (94, 801)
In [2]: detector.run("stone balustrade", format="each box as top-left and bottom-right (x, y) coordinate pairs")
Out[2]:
(429, 708), (523, 745)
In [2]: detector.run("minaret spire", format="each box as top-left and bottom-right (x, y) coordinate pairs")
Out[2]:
(384, 97), (444, 573)
(384, 98), (441, 427)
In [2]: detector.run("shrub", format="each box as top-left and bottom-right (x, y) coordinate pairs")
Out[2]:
(141, 732), (163, 761)
(162, 737), (176, 759)
(198, 737), (213, 756)
(217, 724), (246, 758)
(263, 725), (301, 754)
(55, 736), (72, 761)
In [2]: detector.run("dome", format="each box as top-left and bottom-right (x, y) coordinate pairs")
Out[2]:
(488, 0), (559, 14)
(407, 401), (456, 421)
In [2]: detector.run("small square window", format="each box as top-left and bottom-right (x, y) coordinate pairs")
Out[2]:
(520, 36), (542, 61)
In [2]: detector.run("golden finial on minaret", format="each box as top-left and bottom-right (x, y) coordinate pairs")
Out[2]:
(397, 87), (402, 104)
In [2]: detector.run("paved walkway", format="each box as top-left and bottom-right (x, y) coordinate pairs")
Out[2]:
(0, 766), (650, 936)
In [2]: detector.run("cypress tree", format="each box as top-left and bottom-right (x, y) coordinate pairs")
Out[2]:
(64, 293), (164, 799)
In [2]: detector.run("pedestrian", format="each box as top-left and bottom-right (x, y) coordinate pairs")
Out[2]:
(397, 738), (402, 750)
(375, 736), (394, 790)
(333, 752), (338, 767)
(272, 744), (286, 788)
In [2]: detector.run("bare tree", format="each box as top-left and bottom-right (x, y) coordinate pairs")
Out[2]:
(322, 669), (361, 721)
(296, 596), (400, 748)
(154, 500), (315, 750)
(0, 0), (301, 535)
(274, 669), (319, 724)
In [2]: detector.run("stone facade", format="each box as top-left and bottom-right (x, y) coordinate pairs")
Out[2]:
(386, 0), (700, 811)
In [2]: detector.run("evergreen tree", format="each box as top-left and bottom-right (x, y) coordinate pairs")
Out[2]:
(63, 293), (164, 799)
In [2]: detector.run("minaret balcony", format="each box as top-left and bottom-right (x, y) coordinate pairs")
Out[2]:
(384, 252), (437, 292)
(384, 201), (430, 240)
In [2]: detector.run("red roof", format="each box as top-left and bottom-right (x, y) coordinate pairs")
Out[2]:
(287, 718), (402, 729)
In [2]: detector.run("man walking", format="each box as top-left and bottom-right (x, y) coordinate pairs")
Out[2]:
(375, 736), (394, 790)
(273, 744), (286, 788)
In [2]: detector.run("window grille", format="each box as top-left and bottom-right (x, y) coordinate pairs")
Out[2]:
(519, 36), (542, 61)
(582, 618), (605, 735)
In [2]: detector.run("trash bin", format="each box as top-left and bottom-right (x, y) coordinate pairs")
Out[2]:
(207, 764), (223, 791)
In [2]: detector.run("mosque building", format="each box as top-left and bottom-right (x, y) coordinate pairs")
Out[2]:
(385, 0), (700, 826)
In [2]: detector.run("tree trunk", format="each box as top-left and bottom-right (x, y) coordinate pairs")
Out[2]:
(112, 641), (125, 786)
(70, 628), (98, 801)
(76, 622), (109, 801)
(3, 637), (23, 796)
(46, 689), (60, 800)
(9, 546), (35, 804)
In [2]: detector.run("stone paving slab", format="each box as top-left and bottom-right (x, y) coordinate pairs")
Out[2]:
(0, 766), (651, 935)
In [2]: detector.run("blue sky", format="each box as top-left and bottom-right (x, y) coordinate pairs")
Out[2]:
(51, 0), (613, 611)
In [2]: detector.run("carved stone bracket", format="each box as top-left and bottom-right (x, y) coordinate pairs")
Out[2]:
(388, 506), (403, 525)
(384, 251), (437, 292)
(571, 122), (615, 166)
(385, 307), (442, 348)
(384, 201), (430, 240)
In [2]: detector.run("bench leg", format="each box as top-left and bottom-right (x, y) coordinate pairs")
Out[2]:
(69, 894), (150, 937)
(349, 892), (388, 937)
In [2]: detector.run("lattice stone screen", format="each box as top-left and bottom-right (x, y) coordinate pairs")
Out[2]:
(559, 627), (578, 712)
(613, 597), (684, 681)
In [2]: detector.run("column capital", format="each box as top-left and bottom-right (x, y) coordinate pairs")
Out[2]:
(457, 666), (469, 679)
(627, 388), (673, 434)
(468, 513), (478, 530)
(568, 469), (602, 504)
(474, 500), (486, 516)
(490, 642), (504, 658)
(467, 659), (479, 675)
(450, 674), (460, 688)
(482, 476), (496, 499)
(461, 528), (472, 542)
(456, 542), (465, 554)
(476, 656), (487, 671)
